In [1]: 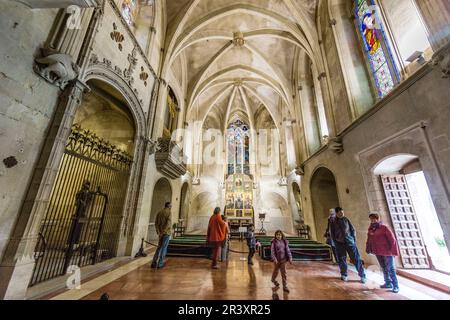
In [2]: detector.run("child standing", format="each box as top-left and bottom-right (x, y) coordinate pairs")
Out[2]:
(246, 224), (257, 265)
(221, 216), (230, 262)
(271, 230), (293, 293)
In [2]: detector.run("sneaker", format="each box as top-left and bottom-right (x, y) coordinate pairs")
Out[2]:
(380, 283), (393, 289)
(150, 263), (158, 269)
(341, 275), (348, 282)
(360, 277), (367, 284)
(212, 265), (219, 269)
(283, 286), (290, 293)
(392, 287), (400, 294)
(272, 280), (280, 287)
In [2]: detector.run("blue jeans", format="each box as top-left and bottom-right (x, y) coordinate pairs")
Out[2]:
(335, 241), (366, 278)
(376, 255), (399, 288)
(248, 247), (256, 263)
(326, 238), (338, 263)
(152, 234), (170, 267)
(221, 240), (229, 261)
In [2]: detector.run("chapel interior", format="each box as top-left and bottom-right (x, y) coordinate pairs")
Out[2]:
(0, 0), (450, 300)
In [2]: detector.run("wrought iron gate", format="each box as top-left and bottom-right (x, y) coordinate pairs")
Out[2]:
(30, 125), (133, 286)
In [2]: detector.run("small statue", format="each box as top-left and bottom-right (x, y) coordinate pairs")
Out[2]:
(34, 51), (79, 89)
(69, 180), (93, 245)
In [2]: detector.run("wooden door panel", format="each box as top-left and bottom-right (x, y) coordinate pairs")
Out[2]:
(381, 175), (429, 269)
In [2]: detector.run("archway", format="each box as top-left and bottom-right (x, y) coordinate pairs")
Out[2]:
(188, 191), (218, 233)
(30, 79), (137, 286)
(373, 154), (450, 271)
(179, 182), (190, 222)
(148, 178), (172, 241)
(310, 167), (339, 242)
(261, 192), (291, 233)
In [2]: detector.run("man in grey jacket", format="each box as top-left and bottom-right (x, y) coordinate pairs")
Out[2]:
(329, 207), (366, 283)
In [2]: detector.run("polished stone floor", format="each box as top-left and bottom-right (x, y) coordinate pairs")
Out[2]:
(74, 241), (449, 300)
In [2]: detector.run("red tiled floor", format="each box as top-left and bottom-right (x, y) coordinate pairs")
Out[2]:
(81, 241), (409, 300)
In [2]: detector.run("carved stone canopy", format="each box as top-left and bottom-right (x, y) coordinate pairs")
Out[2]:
(18, 0), (100, 8)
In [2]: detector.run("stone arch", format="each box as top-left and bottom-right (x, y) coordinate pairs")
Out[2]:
(179, 182), (190, 221)
(187, 191), (218, 232)
(83, 66), (146, 137)
(358, 125), (450, 253)
(150, 178), (173, 223)
(310, 166), (340, 242)
(7, 72), (148, 291)
(148, 178), (173, 241)
(82, 67), (147, 241)
(261, 192), (292, 233)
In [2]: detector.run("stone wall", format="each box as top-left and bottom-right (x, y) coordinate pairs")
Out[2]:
(302, 64), (450, 266)
(0, 1), (60, 260)
(0, 0), (166, 299)
(319, 0), (352, 133)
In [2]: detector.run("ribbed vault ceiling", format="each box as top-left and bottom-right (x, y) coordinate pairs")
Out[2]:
(163, 0), (321, 132)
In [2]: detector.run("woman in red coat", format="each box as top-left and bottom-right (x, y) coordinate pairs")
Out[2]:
(366, 212), (400, 293)
(207, 207), (227, 269)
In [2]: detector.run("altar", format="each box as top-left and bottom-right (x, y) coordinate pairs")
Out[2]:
(224, 173), (254, 239)
(224, 120), (254, 238)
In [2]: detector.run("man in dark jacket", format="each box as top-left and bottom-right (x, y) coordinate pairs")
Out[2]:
(324, 209), (338, 263)
(151, 202), (172, 269)
(330, 207), (366, 283)
(246, 224), (257, 265)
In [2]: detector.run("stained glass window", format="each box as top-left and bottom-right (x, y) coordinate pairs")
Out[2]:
(227, 120), (250, 176)
(122, 0), (137, 26)
(355, 0), (398, 98)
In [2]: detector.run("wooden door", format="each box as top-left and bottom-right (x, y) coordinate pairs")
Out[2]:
(381, 175), (430, 269)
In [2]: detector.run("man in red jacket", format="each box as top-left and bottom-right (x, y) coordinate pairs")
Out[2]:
(366, 212), (400, 293)
(207, 207), (227, 269)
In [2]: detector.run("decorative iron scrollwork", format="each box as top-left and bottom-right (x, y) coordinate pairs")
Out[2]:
(67, 124), (133, 171)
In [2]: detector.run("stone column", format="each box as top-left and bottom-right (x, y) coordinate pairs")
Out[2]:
(298, 81), (321, 156)
(287, 172), (300, 235)
(414, 0), (450, 51)
(116, 135), (146, 256)
(0, 81), (86, 300)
